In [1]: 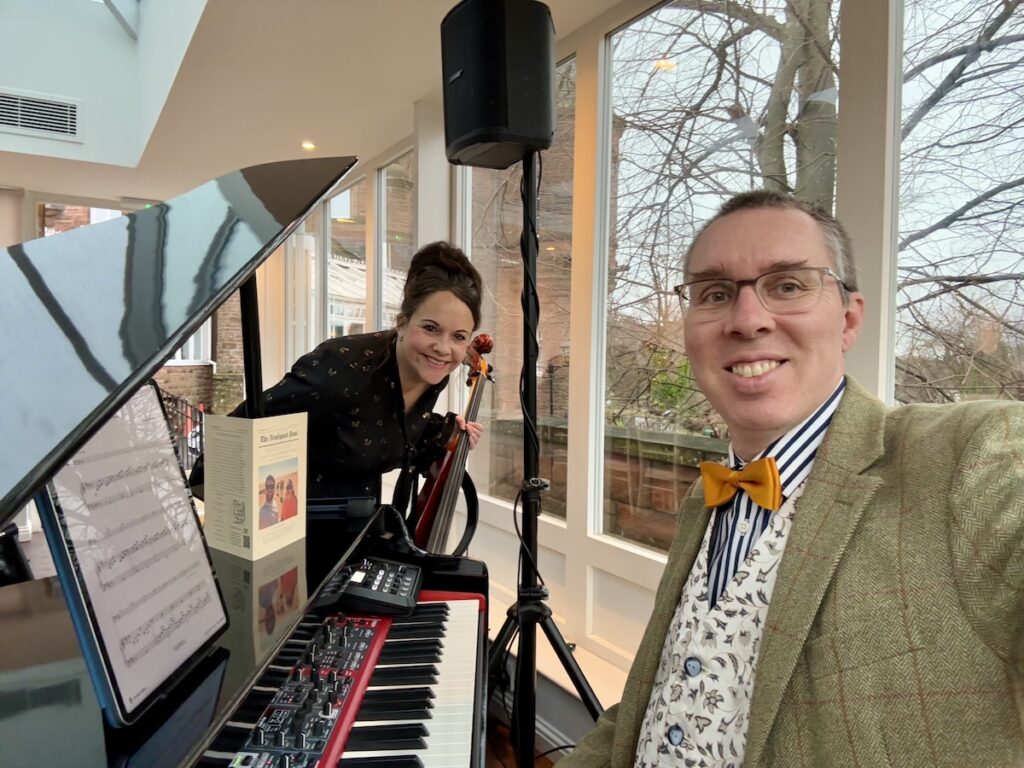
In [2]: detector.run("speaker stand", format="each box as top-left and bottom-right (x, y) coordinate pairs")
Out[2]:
(485, 151), (603, 767)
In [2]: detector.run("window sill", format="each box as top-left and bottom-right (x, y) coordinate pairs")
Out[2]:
(163, 359), (214, 367)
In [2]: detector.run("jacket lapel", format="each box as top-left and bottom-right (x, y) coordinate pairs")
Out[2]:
(744, 378), (887, 767)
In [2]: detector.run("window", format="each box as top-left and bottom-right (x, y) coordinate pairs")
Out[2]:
(896, 0), (1024, 403)
(37, 202), (120, 235)
(283, 204), (323, 362)
(467, 57), (577, 518)
(327, 180), (368, 339)
(379, 151), (416, 327)
(172, 323), (211, 363)
(603, 0), (840, 550)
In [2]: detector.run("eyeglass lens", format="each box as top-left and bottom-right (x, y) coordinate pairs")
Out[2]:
(680, 268), (832, 316)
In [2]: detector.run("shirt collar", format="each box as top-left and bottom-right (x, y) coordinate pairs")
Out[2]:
(728, 377), (846, 499)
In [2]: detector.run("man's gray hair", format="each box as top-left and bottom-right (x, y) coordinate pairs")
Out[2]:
(684, 190), (859, 292)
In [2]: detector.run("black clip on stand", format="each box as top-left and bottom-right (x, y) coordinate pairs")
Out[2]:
(486, 151), (603, 767)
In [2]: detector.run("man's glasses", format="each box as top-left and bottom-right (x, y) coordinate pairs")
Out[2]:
(674, 267), (850, 321)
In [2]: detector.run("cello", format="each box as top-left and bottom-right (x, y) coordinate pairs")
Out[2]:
(409, 333), (493, 552)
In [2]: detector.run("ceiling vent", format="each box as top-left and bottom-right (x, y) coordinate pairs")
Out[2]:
(0, 90), (81, 142)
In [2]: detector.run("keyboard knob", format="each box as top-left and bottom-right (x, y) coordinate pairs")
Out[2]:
(253, 728), (267, 746)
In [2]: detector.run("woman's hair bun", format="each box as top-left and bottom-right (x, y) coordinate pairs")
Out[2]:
(401, 241), (483, 329)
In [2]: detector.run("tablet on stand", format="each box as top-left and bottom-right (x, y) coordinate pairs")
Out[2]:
(37, 382), (228, 727)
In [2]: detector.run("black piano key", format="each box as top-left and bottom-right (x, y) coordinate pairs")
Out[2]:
(378, 641), (442, 663)
(345, 724), (427, 751)
(368, 664), (438, 686)
(361, 687), (434, 704)
(393, 605), (448, 623)
(273, 649), (304, 666)
(376, 650), (441, 665)
(256, 667), (290, 687)
(194, 757), (234, 768)
(385, 623), (444, 640)
(206, 724), (251, 754)
(232, 692), (275, 723)
(338, 757), (424, 768)
(356, 698), (431, 715)
(382, 638), (442, 652)
(290, 622), (320, 639)
(354, 705), (431, 722)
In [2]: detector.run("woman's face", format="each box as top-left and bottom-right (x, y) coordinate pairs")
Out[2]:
(397, 290), (474, 388)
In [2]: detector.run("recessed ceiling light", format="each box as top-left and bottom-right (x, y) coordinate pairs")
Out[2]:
(545, 246), (556, 251)
(301, 140), (317, 151)
(654, 59), (677, 71)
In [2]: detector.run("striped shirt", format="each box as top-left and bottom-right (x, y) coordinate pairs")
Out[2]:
(706, 378), (846, 608)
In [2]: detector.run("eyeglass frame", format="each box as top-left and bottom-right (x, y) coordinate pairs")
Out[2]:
(673, 266), (853, 318)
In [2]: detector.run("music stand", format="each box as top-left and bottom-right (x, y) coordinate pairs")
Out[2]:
(485, 150), (603, 766)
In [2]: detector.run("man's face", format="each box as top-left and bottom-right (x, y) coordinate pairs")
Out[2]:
(264, 481), (275, 502)
(683, 207), (864, 459)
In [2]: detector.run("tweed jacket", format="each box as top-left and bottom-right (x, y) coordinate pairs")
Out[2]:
(562, 378), (1024, 768)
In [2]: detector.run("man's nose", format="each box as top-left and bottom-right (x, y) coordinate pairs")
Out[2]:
(724, 284), (774, 336)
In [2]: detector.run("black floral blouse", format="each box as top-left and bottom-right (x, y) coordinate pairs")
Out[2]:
(232, 330), (449, 501)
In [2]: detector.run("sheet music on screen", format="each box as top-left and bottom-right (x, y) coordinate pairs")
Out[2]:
(49, 385), (227, 716)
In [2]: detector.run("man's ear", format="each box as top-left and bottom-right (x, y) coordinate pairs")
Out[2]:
(841, 292), (866, 353)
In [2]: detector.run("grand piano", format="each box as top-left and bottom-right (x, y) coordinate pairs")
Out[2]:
(0, 158), (488, 767)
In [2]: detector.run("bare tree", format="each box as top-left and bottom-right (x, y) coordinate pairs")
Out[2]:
(896, 0), (1024, 402)
(604, 0), (1023, 433)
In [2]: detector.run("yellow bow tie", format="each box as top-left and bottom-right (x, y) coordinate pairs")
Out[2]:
(699, 457), (782, 511)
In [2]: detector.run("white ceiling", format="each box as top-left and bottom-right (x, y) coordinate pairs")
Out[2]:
(0, 0), (618, 203)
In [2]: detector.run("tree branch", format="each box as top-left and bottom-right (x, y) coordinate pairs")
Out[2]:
(898, 176), (1024, 250)
(902, 0), (1023, 141)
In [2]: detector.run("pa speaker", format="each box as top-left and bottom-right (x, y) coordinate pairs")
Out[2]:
(441, 0), (555, 170)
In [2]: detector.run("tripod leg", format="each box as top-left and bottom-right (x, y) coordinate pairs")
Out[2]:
(538, 615), (604, 721)
(487, 608), (518, 700)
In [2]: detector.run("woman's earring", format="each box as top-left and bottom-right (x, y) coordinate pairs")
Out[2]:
(397, 334), (403, 342)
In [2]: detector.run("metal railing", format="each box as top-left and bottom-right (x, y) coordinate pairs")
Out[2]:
(156, 385), (204, 472)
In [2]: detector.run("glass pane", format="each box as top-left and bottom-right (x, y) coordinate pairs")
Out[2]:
(467, 58), (577, 517)
(603, 0), (839, 550)
(38, 202), (121, 237)
(284, 204), (322, 359)
(328, 179), (368, 339)
(897, 1), (1024, 403)
(381, 151), (416, 327)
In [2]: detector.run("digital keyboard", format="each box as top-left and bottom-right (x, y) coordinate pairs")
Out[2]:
(197, 593), (486, 768)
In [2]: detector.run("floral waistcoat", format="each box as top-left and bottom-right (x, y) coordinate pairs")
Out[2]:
(633, 483), (805, 768)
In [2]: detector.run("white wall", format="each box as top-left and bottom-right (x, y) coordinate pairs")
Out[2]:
(0, 0), (204, 167)
(0, 187), (24, 247)
(0, 0), (138, 164)
(136, 0), (206, 157)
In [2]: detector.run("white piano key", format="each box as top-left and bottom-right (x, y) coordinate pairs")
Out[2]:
(341, 599), (480, 768)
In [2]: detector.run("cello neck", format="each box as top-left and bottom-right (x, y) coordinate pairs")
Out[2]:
(425, 360), (488, 551)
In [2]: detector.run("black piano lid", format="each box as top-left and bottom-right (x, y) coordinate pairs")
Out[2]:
(0, 156), (357, 525)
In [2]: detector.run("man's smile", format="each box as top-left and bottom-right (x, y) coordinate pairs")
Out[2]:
(728, 359), (784, 378)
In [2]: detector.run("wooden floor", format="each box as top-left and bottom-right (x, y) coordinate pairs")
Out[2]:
(486, 715), (557, 767)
